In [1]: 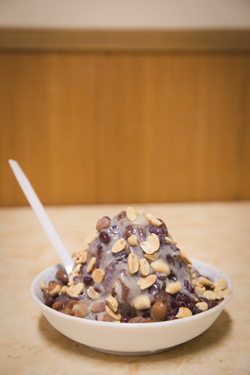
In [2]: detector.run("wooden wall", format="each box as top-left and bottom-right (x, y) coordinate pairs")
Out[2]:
(0, 36), (250, 205)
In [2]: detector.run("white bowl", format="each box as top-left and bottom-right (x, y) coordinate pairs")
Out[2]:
(31, 259), (233, 356)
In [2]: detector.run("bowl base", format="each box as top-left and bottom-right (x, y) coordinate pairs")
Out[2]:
(86, 345), (177, 356)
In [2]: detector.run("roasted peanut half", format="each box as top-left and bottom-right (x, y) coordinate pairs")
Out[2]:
(126, 207), (137, 221)
(87, 286), (100, 300)
(214, 286), (223, 299)
(145, 213), (161, 226)
(87, 257), (96, 273)
(112, 238), (127, 253)
(66, 283), (84, 298)
(75, 251), (88, 264)
(180, 250), (192, 265)
(198, 276), (214, 287)
(128, 253), (139, 274)
(221, 289), (232, 299)
(134, 295), (151, 310)
(140, 258), (150, 276)
(195, 285), (206, 293)
(203, 290), (216, 300)
(147, 233), (160, 252)
(59, 285), (67, 295)
(144, 253), (156, 261)
(214, 279), (228, 290)
(137, 274), (157, 290)
(195, 302), (208, 311)
(140, 241), (155, 254)
(165, 236), (175, 244)
(106, 305), (121, 321)
(165, 282), (182, 295)
(151, 260), (170, 275)
(170, 233), (177, 245)
(40, 280), (48, 290)
(50, 284), (61, 296)
(92, 268), (105, 284)
(105, 295), (118, 312)
(127, 234), (138, 246)
(176, 307), (192, 319)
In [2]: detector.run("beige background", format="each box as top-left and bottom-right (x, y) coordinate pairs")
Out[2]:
(0, 2), (250, 206)
(0, 0), (250, 29)
(1, 50), (250, 206)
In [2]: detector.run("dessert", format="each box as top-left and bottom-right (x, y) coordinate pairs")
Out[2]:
(40, 208), (232, 323)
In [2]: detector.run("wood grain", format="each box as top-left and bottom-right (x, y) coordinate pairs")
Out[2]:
(0, 51), (249, 206)
(0, 29), (250, 52)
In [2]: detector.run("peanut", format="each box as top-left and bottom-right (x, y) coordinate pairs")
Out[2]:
(105, 305), (121, 321)
(128, 253), (139, 274)
(92, 268), (105, 284)
(126, 207), (137, 221)
(199, 276), (214, 287)
(85, 230), (98, 245)
(140, 258), (150, 276)
(165, 282), (182, 295)
(137, 274), (157, 290)
(176, 307), (192, 319)
(105, 295), (118, 312)
(195, 302), (208, 311)
(134, 295), (151, 310)
(203, 290), (216, 300)
(151, 260), (170, 275)
(214, 279), (228, 290)
(112, 238), (127, 253)
(87, 286), (100, 300)
(87, 257), (96, 273)
(145, 213), (161, 226)
(127, 234), (138, 246)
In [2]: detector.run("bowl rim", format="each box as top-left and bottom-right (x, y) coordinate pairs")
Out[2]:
(31, 258), (233, 329)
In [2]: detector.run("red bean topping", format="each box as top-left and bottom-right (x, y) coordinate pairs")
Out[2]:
(72, 310), (83, 318)
(158, 219), (168, 235)
(52, 301), (63, 310)
(45, 297), (55, 307)
(120, 316), (130, 323)
(118, 211), (126, 220)
(91, 302), (105, 313)
(56, 269), (68, 284)
(102, 313), (112, 322)
(83, 275), (93, 286)
(96, 217), (111, 231)
(183, 279), (195, 294)
(149, 225), (163, 235)
(123, 225), (136, 240)
(128, 316), (153, 323)
(167, 315), (176, 321)
(43, 289), (50, 299)
(150, 301), (168, 321)
(63, 307), (73, 315)
(99, 231), (111, 243)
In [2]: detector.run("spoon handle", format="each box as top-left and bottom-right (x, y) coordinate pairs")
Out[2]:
(9, 159), (74, 274)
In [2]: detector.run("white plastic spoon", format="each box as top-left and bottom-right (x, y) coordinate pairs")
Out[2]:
(9, 159), (74, 275)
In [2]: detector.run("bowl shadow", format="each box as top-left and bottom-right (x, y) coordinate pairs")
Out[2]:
(38, 309), (233, 364)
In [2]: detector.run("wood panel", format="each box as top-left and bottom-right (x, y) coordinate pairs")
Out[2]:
(0, 51), (250, 206)
(0, 29), (250, 52)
